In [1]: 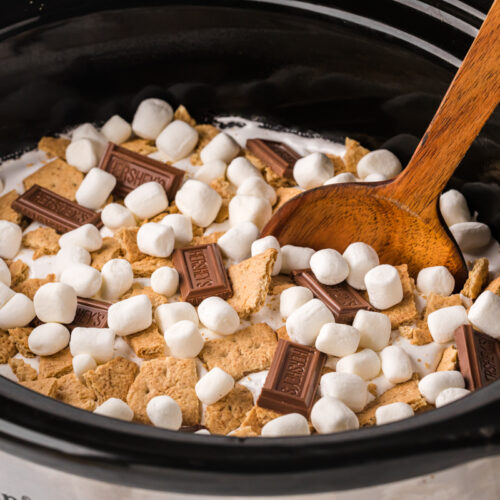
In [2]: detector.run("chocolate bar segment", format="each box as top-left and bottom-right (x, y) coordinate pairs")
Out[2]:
(68, 297), (110, 329)
(454, 324), (500, 390)
(257, 339), (326, 417)
(98, 142), (184, 199)
(292, 269), (373, 323)
(246, 138), (301, 178)
(172, 243), (232, 306)
(12, 184), (102, 233)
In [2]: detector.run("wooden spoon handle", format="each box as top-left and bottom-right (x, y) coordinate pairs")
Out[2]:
(390, 0), (500, 215)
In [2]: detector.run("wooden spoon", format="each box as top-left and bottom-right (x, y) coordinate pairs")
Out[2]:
(261, 1), (500, 289)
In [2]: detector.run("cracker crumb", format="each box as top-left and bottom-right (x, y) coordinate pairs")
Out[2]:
(91, 237), (123, 270)
(132, 256), (174, 278)
(461, 258), (489, 299)
(114, 227), (143, 262)
(190, 125), (220, 166)
(230, 426), (259, 437)
(275, 325), (290, 341)
(367, 383), (378, 397)
(8, 327), (34, 358)
(189, 231), (224, 247)
(39, 347), (73, 378)
(399, 320), (433, 345)
(14, 274), (56, 300)
(242, 149), (267, 171)
(174, 105), (196, 127)
(55, 373), (96, 411)
(241, 406), (282, 434)
(125, 324), (166, 360)
(125, 286), (168, 309)
(210, 177), (235, 223)
(22, 378), (58, 398)
(436, 346), (458, 371)
(9, 358), (38, 382)
(424, 293), (462, 319)
(264, 167), (297, 188)
(325, 153), (349, 174)
(343, 137), (369, 174)
(7, 259), (29, 286)
(38, 136), (70, 160)
(0, 190), (23, 224)
(273, 187), (302, 212)
(22, 227), (60, 259)
(0, 330), (17, 363)
(121, 139), (157, 155)
(486, 276), (500, 296)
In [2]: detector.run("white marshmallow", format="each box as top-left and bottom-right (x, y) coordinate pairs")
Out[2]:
(107, 295), (152, 336)
(155, 302), (198, 333)
(227, 157), (261, 188)
(228, 195), (272, 230)
(237, 177), (277, 206)
(200, 133), (240, 164)
(315, 323), (360, 357)
(160, 214), (193, 247)
(100, 259), (133, 300)
(281, 245), (314, 274)
(56, 245), (91, 273)
(324, 172), (357, 185)
(101, 203), (136, 230)
(342, 242), (379, 290)
(28, 323), (70, 356)
(75, 168), (116, 210)
(286, 298), (335, 345)
(439, 189), (471, 227)
(60, 264), (102, 298)
(71, 123), (107, 156)
(450, 222), (491, 252)
(435, 387), (470, 408)
(132, 98), (173, 140)
(72, 353), (97, 379)
(101, 115), (132, 145)
(352, 310), (391, 352)
(427, 305), (469, 343)
(59, 224), (103, 252)
(375, 402), (414, 425)
(124, 182), (168, 219)
(0, 281), (15, 308)
(310, 249), (349, 286)
(34, 283), (77, 323)
(0, 258), (11, 286)
(418, 371), (465, 404)
(198, 297), (239, 335)
(66, 138), (99, 173)
(156, 120), (199, 161)
(70, 327), (115, 363)
(336, 348), (381, 380)
(261, 413), (310, 437)
(364, 264), (403, 310)
(0, 293), (35, 329)
(417, 266), (455, 296)
(311, 396), (359, 434)
(320, 372), (367, 412)
(195, 367), (234, 405)
(151, 266), (179, 297)
(0, 220), (22, 259)
(175, 179), (222, 227)
(251, 236), (282, 275)
(94, 398), (134, 421)
(364, 173), (388, 182)
(468, 291), (500, 339)
(137, 223), (174, 258)
(217, 222), (259, 262)
(164, 320), (204, 358)
(279, 286), (313, 319)
(146, 395), (182, 429)
(293, 153), (333, 189)
(357, 149), (402, 179)
(194, 160), (227, 184)
(380, 345), (413, 383)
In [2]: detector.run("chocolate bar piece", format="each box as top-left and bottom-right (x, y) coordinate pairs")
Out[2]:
(172, 243), (232, 306)
(257, 339), (326, 417)
(68, 297), (110, 329)
(12, 184), (102, 233)
(292, 269), (373, 323)
(98, 142), (184, 199)
(246, 138), (301, 178)
(454, 324), (500, 390)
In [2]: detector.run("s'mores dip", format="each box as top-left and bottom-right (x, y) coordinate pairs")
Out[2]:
(0, 98), (499, 437)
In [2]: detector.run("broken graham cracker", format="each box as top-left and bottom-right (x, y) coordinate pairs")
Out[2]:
(210, 177), (235, 223)
(461, 258), (489, 299)
(91, 237), (122, 270)
(343, 137), (370, 174)
(132, 256), (174, 278)
(22, 378), (58, 398)
(190, 124), (220, 166)
(399, 320), (433, 346)
(276, 325), (291, 341)
(125, 324), (166, 360)
(8, 327), (34, 357)
(240, 405), (283, 435)
(325, 153), (349, 175)
(424, 293), (462, 319)
(9, 358), (38, 382)
(125, 285), (168, 309)
(174, 105), (196, 127)
(7, 259), (29, 286)
(0, 190), (23, 224)
(437, 346), (458, 372)
(13, 274), (56, 300)
(199, 323), (278, 380)
(127, 357), (200, 426)
(273, 187), (302, 212)
(55, 373), (96, 411)
(204, 384), (254, 435)
(230, 426), (259, 437)
(486, 275), (500, 295)
(38, 136), (70, 160)
(0, 331), (17, 363)
(264, 166), (296, 189)
(39, 347), (73, 378)
(189, 231), (224, 247)
(121, 138), (157, 155)
(115, 227), (143, 262)
(22, 227), (60, 259)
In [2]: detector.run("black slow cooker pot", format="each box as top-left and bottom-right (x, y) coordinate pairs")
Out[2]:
(0, 0), (499, 496)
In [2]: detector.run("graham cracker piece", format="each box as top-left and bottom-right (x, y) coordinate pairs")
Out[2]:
(461, 258), (489, 299)
(242, 149), (267, 171)
(0, 330), (17, 363)
(241, 405), (283, 434)
(273, 187), (302, 212)
(144, 205), (181, 225)
(127, 357), (200, 426)
(55, 373), (96, 411)
(9, 358), (37, 382)
(7, 259), (29, 286)
(227, 248), (277, 318)
(269, 274), (294, 295)
(14, 274), (56, 300)
(126, 286), (167, 309)
(132, 256), (174, 278)
(343, 137), (369, 174)
(8, 327), (34, 358)
(22, 378), (58, 398)
(121, 138), (157, 155)
(115, 227), (143, 262)
(230, 426), (259, 437)
(22, 227), (60, 259)
(125, 324), (166, 360)
(325, 153), (349, 175)
(437, 346), (458, 372)
(174, 105), (196, 127)
(191, 224), (204, 239)
(209, 177), (235, 223)
(189, 231), (224, 247)
(367, 383), (378, 397)
(91, 237), (123, 270)
(486, 276), (500, 296)
(39, 347), (73, 379)
(399, 320), (433, 346)
(190, 124), (220, 166)
(199, 323), (278, 380)
(276, 325), (291, 341)
(264, 167), (297, 188)
(424, 293), (462, 319)
(38, 136), (70, 160)
(0, 190), (23, 224)
(205, 384), (254, 435)
(23, 158), (84, 201)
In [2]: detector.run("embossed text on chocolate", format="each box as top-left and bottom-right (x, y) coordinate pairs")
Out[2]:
(187, 249), (214, 288)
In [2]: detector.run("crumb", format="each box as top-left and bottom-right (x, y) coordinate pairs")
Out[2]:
(399, 320), (433, 345)
(264, 167), (297, 188)
(174, 105), (196, 127)
(121, 139), (157, 155)
(325, 153), (349, 174)
(209, 177), (235, 223)
(124, 286), (167, 309)
(437, 346), (458, 371)
(125, 324), (166, 360)
(22, 227), (60, 259)
(230, 426), (259, 437)
(9, 358), (37, 382)
(190, 125), (220, 166)
(7, 259), (29, 286)
(0, 331), (17, 363)
(367, 383), (377, 397)
(55, 373), (96, 411)
(14, 274), (56, 300)
(91, 237), (123, 270)
(8, 327), (34, 357)
(486, 276), (500, 296)
(189, 231), (224, 247)
(424, 293), (462, 319)
(343, 137), (369, 174)
(22, 378), (58, 398)
(241, 406), (283, 434)
(114, 227), (143, 262)
(38, 136), (70, 160)
(461, 258), (489, 299)
(273, 187), (302, 212)
(275, 325), (290, 341)
(269, 274), (295, 295)
(0, 190), (23, 224)
(131, 256), (174, 278)
(242, 149), (267, 171)
(39, 347), (73, 378)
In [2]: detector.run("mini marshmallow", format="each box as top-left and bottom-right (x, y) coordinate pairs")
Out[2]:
(468, 291), (500, 339)
(94, 398), (134, 421)
(195, 367), (234, 405)
(155, 302), (199, 333)
(100, 259), (133, 300)
(310, 249), (349, 286)
(124, 182), (168, 219)
(137, 223), (174, 258)
(279, 286), (313, 319)
(194, 160), (227, 184)
(59, 224), (103, 252)
(293, 153), (334, 189)
(72, 353), (97, 379)
(227, 157), (262, 188)
(175, 179), (222, 227)
(101, 115), (132, 145)
(281, 245), (315, 274)
(311, 396), (359, 434)
(217, 222), (259, 262)
(151, 266), (179, 297)
(70, 327), (115, 363)
(198, 297), (240, 335)
(439, 189), (471, 227)
(343, 242), (379, 290)
(34, 283), (77, 323)
(251, 236), (282, 275)
(435, 387), (470, 408)
(0, 293), (35, 329)
(56, 245), (91, 273)
(156, 120), (199, 161)
(132, 98), (173, 140)
(352, 310), (391, 352)
(261, 413), (310, 437)
(0, 282), (15, 308)
(72, 123), (107, 156)
(418, 370), (465, 404)
(286, 298), (335, 345)
(164, 320), (204, 358)
(75, 168), (117, 210)
(336, 348), (381, 380)
(380, 345), (413, 383)
(60, 264), (102, 298)
(101, 203), (136, 230)
(146, 395), (182, 430)
(324, 172), (357, 185)
(315, 323), (360, 357)
(0, 258), (11, 286)
(449, 222), (491, 252)
(357, 149), (402, 179)
(364, 173), (388, 182)
(228, 195), (272, 230)
(364, 264), (403, 310)
(28, 323), (70, 356)
(375, 402), (414, 425)
(66, 138), (99, 173)
(427, 305), (469, 343)
(160, 214), (193, 247)
(237, 176), (277, 206)
(200, 133), (240, 164)
(417, 266), (455, 296)
(320, 372), (367, 412)
(107, 294), (152, 336)
(0, 220), (22, 259)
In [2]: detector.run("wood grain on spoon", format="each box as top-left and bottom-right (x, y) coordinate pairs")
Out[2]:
(262, 0), (500, 289)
